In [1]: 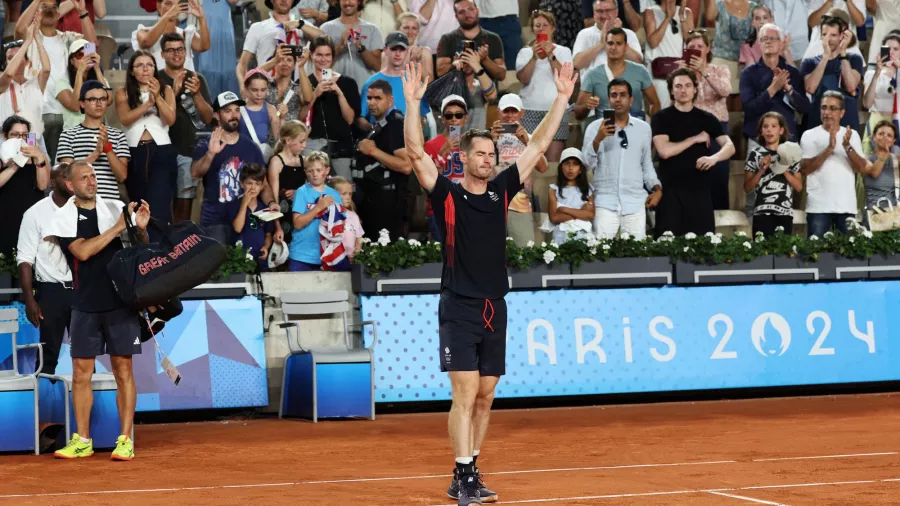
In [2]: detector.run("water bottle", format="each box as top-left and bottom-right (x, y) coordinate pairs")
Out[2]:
(181, 91), (206, 130)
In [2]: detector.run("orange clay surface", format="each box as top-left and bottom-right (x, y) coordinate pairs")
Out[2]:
(2, 393), (900, 505)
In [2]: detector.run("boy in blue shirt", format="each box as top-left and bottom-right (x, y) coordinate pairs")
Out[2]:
(289, 151), (342, 271)
(226, 163), (274, 272)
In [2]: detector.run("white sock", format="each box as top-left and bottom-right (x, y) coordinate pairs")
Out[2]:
(79, 436), (90, 443)
(455, 457), (473, 465)
(473, 450), (480, 457)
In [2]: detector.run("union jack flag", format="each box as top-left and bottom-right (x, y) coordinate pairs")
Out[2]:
(317, 198), (347, 271)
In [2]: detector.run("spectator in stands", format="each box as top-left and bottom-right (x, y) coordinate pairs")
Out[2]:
(56, 39), (110, 131)
(740, 23), (808, 151)
(14, 1), (96, 163)
(583, 79), (659, 240)
(353, 79), (410, 240)
(680, 29), (731, 210)
(303, 36), (360, 180)
(800, 91), (870, 236)
(237, 0), (325, 92)
(192, 91), (277, 245)
(0, 27), (51, 151)
(228, 162), (274, 272)
(0, 115), (49, 255)
(16, 163), (73, 377)
(407, 0), (457, 55)
(424, 94), (466, 241)
(385, 12), (434, 83)
(574, 28), (659, 122)
(57, 80), (129, 202)
(802, 0), (865, 61)
(436, 0), (506, 82)
(863, 121), (900, 213)
(489, 93), (547, 245)
(867, 0), (900, 65)
(644, 0), (693, 110)
(538, 0), (582, 50)
(473, 0), (519, 71)
(114, 50), (178, 235)
(57, 0), (104, 33)
(256, 46), (313, 125)
(133, 0), (209, 73)
(239, 70), (287, 160)
(582, 0), (642, 31)
(739, 5), (793, 69)
(157, 32), (213, 223)
(293, 0), (331, 25)
(652, 68), (735, 237)
(757, 0), (808, 64)
(801, 15), (863, 131)
(327, 175), (363, 260)
(289, 150), (341, 271)
(320, 0), (384, 93)
(802, 8), (865, 61)
(268, 120), (308, 244)
(704, 0), (753, 92)
(194, 0), (238, 99)
(515, 10), (571, 163)
(449, 41), (496, 131)
(744, 112), (803, 236)
(548, 148), (594, 244)
(862, 34), (900, 155)
(573, 0), (643, 76)
(360, 32), (431, 124)
(361, 0), (407, 38)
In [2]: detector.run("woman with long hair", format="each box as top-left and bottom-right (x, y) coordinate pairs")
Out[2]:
(114, 49), (178, 233)
(268, 120), (309, 245)
(256, 45), (314, 124)
(863, 34), (900, 155)
(56, 38), (110, 130)
(515, 10), (572, 162)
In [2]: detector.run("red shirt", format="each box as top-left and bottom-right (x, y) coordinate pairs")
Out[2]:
(58, 3), (96, 34)
(424, 135), (465, 216)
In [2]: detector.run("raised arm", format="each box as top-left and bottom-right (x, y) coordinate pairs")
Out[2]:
(517, 62), (578, 185)
(401, 63), (438, 192)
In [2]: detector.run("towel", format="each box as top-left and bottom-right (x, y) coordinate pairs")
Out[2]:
(317, 199), (347, 270)
(44, 194), (127, 242)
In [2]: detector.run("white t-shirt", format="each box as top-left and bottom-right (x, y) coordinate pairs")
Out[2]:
(40, 35), (68, 115)
(573, 25), (643, 74)
(0, 77), (46, 137)
(801, 125), (863, 214)
(243, 15), (306, 68)
(802, 0), (866, 60)
(408, 0), (459, 53)
(515, 45), (573, 111)
(132, 25), (197, 73)
(864, 67), (899, 113)
(474, 0), (518, 19)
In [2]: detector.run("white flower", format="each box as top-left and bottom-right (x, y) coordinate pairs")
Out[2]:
(543, 250), (556, 264)
(823, 231), (834, 238)
(716, 232), (723, 238)
(863, 229), (874, 239)
(602, 244), (611, 250)
(663, 231), (675, 237)
(755, 231), (765, 237)
(743, 241), (752, 249)
(408, 239), (422, 247)
(549, 242), (559, 249)
(809, 235), (819, 241)
(398, 237), (406, 241)
(792, 245), (798, 254)
(735, 231), (747, 237)
(377, 237), (390, 246)
(360, 237), (372, 244)
(775, 226), (785, 233)
(755, 235), (765, 243)
(589, 247), (597, 255)
(235, 240), (243, 247)
(685, 232), (697, 240)
(705, 231), (715, 238)
(683, 246), (691, 252)
(849, 236), (856, 243)
(526, 240), (535, 248)
(245, 252), (254, 261)
(378, 228), (390, 237)
(620, 232), (631, 241)
(710, 236), (722, 245)
(506, 237), (514, 242)
(541, 242), (548, 248)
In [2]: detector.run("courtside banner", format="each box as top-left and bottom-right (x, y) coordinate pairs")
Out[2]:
(361, 281), (900, 402)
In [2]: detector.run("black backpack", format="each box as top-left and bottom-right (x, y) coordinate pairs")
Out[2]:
(107, 213), (227, 309)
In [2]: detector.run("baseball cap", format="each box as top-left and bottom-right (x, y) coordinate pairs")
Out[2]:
(69, 38), (89, 54)
(268, 241), (289, 269)
(385, 31), (410, 49)
(213, 91), (246, 112)
(441, 94), (467, 113)
(559, 147), (585, 166)
(771, 142), (802, 175)
(79, 80), (109, 101)
(0, 138), (28, 168)
(498, 94), (523, 111)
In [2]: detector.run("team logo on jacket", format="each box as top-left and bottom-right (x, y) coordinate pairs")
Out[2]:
(488, 191), (498, 202)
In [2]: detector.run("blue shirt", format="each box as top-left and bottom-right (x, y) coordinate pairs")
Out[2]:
(226, 198), (274, 259)
(194, 135), (266, 226)
(289, 183), (342, 264)
(582, 115), (659, 215)
(739, 57), (810, 139)
(800, 53), (865, 131)
(359, 72), (430, 121)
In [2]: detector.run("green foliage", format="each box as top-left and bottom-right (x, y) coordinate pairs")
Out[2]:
(0, 249), (17, 278)
(351, 231), (442, 276)
(212, 243), (259, 280)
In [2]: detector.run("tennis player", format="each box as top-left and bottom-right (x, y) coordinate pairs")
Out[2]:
(401, 61), (577, 505)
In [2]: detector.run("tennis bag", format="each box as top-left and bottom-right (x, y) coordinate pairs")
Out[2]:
(139, 297), (184, 343)
(107, 213), (227, 309)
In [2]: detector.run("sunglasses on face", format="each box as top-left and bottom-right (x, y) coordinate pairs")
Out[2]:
(443, 112), (466, 120)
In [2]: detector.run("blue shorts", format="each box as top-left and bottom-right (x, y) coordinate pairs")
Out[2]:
(69, 308), (142, 358)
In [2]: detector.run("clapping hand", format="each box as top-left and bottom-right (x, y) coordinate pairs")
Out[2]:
(131, 200), (151, 231)
(553, 62), (578, 100)
(842, 127), (852, 150)
(184, 73), (201, 95)
(401, 62), (429, 103)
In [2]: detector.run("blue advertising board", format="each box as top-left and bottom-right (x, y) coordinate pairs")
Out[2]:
(361, 282), (898, 402)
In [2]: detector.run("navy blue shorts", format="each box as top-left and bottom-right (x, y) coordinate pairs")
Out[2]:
(438, 290), (507, 377)
(69, 308), (142, 358)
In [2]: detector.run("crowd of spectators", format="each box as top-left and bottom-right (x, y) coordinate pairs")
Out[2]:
(3, 0), (900, 275)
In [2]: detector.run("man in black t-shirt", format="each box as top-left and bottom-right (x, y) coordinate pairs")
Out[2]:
(402, 61), (578, 506)
(47, 161), (150, 462)
(651, 68), (735, 237)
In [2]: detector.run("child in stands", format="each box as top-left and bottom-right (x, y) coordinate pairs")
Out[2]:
(328, 176), (364, 263)
(288, 151), (341, 271)
(548, 148), (595, 243)
(227, 163), (274, 272)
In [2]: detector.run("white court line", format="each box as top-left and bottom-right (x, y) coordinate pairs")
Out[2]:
(753, 452), (898, 462)
(0, 451), (894, 500)
(705, 490), (787, 505)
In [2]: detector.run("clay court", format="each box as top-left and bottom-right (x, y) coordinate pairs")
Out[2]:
(1, 393), (899, 505)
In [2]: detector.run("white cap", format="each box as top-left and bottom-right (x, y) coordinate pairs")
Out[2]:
(0, 138), (28, 168)
(441, 94), (467, 113)
(268, 241), (289, 269)
(559, 147), (585, 166)
(69, 38), (90, 54)
(772, 142), (802, 175)
(497, 94), (523, 111)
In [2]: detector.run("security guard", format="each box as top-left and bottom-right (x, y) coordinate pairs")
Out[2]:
(353, 79), (411, 240)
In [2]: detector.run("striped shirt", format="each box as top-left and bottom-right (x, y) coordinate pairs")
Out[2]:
(56, 124), (130, 201)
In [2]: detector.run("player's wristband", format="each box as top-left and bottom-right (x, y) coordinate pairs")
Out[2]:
(103, 142), (113, 154)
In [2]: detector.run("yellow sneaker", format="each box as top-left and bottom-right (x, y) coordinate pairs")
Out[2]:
(54, 434), (93, 459)
(110, 435), (134, 461)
